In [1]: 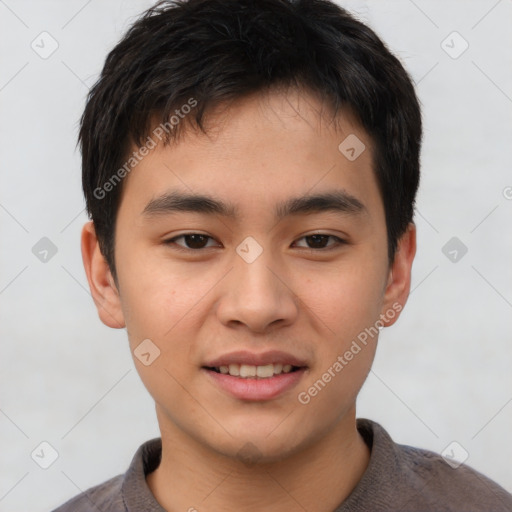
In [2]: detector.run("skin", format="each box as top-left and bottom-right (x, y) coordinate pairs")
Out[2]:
(82, 88), (416, 511)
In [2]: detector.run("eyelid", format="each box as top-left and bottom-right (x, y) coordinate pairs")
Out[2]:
(293, 233), (347, 250)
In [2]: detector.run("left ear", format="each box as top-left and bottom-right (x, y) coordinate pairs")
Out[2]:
(380, 222), (416, 327)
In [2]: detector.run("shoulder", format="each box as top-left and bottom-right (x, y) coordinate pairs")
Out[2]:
(51, 438), (162, 512)
(398, 442), (512, 511)
(346, 419), (512, 512)
(51, 474), (125, 512)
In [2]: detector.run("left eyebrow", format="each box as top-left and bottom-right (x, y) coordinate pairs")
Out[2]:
(141, 189), (366, 219)
(275, 190), (367, 219)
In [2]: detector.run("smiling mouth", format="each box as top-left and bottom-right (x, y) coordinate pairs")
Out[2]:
(204, 363), (303, 379)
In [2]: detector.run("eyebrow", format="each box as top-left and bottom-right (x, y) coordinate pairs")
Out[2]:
(142, 189), (366, 219)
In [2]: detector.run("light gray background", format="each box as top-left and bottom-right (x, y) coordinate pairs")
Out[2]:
(1, 0), (511, 510)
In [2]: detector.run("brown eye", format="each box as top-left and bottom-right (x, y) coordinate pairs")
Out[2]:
(182, 234), (210, 248)
(294, 234), (344, 249)
(165, 234), (219, 249)
(305, 234), (330, 248)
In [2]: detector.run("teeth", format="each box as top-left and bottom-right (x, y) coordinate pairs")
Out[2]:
(228, 364), (240, 376)
(240, 364), (256, 377)
(214, 363), (298, 378)
(256, 364), (274, 378)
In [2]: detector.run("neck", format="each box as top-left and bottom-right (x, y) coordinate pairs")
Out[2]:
(147, 407), (370, 512)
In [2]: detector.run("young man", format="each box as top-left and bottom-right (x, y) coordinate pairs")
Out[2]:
(54, 0), (512, 510)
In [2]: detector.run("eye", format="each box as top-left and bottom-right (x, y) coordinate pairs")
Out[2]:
(293, 234), (345, 250)
(164, 233), (221, 250)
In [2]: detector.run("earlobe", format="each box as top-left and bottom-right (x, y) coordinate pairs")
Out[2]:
(81, 221), (126, 329)
(380, 223), (416, 327)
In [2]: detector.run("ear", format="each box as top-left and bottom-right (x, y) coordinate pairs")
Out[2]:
(380, 222), (416, 327)
(81, 221), (125, 329)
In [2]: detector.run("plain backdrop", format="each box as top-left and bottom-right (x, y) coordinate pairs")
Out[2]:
(1, 0), (511, 510)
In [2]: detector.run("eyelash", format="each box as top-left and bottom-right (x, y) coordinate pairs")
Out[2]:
(163, 233), (346, 252)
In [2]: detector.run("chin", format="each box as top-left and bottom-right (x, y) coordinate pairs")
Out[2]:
(203, 422), (312, 464)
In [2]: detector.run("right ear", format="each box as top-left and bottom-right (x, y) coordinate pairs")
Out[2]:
(81, 221), (125, 329)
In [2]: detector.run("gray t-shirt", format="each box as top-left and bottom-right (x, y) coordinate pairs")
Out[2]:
(52, 419), (512, 511)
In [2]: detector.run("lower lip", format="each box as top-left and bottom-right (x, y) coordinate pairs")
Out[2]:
(203, 368), (307, 401)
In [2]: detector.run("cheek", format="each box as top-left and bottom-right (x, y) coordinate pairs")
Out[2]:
(117, 246), (212, 339)
(291, 258), (385, 401)
(117, 253), (224, 395)
(296, 259), (386, 341)
(118, 267), (206, 419)
(293, 271), (382, 423)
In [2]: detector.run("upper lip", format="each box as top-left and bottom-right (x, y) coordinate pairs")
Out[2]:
(203, 350), (308, 368)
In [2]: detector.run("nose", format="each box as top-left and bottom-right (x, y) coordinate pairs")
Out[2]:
(216, 246), (299, 334)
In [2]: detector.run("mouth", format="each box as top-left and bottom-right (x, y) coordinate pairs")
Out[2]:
(202, 350), (308, 401)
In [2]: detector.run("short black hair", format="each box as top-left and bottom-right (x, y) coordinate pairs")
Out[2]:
(80, 0), (422, 283)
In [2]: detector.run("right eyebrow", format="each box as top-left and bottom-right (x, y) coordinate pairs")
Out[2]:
(141, 191), (238, 218)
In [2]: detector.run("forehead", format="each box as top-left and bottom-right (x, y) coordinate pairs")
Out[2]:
(117, 88), (381, 220)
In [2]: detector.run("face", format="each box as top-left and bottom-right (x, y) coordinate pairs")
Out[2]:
(83, 88), (415, 462)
